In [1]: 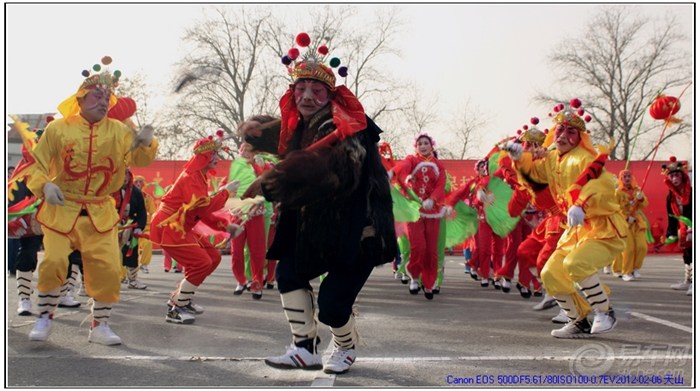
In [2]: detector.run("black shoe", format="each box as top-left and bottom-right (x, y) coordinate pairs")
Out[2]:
(233, 283), (248, 296)
(433, 288), (440, 295)
(517, 283), (532, 299)
(252, 291), (263, 300)
(266, 283), (275, 290)
(533, 290), (543, 297)
(174, 270), (182, 273)
(164, 269), (169, 273)
(424, 291), (434, 300)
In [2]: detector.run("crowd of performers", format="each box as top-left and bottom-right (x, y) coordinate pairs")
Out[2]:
(8, 43), (691, 375)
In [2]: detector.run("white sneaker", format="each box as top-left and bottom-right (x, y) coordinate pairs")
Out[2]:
(602, 266), (611, 274)
(264, 344), (323, 370)
(533, 294), (557, 311)
(128, 280), (147, 289)
(671, 281), (691, 290)
(612, 272), (622, 278)
(633, 269), (641, 279)
(88, 322), (122, 345)
(408, 280), (419, 294)
(181, 302), (205, 314)
(622, 274), (635, 282)
(551, 308), (569, 324)
(590, 309), (617, 334)
(17, 298), (32, 316)
(687, 283), (693, 296)
(58, 294), (81, 308)
(29, 315), (52, 341)
(166, 306), (196, 324)
(551, 318), (592, 339)
(323, 346), (356, 374)
(140, 266), (150, 274)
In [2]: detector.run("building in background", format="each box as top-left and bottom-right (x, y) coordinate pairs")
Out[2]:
(6, 114), (56, 168)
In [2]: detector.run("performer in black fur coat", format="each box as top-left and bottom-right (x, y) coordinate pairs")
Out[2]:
(239, 33), (397, 375)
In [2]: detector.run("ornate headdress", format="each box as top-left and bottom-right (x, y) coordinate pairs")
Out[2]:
(57, 56), (121, 118)
(277, 32), (366, 155)
(281, 32), (349, 91)
(516, 117), (546, 145)
(414, 132), (437, 148)
(543, 98), (596, 155)
(661, 156), (687, 176)
(183, 129), (230, 172)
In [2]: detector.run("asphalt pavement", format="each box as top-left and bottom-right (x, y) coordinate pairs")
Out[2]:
(5, 253), (694, 388)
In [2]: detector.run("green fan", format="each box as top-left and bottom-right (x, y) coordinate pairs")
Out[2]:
(485, 176), (520, 237)
(390, 184), (421, 223)
(228, 158), (257, 195)
(445, 200), (478, 247)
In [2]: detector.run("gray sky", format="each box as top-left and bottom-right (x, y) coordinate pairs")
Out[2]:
(5, 3), (694, 161)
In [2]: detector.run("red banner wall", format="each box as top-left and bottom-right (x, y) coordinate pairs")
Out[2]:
(133, 159), (681, 253)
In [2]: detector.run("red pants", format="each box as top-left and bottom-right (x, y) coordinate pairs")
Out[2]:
(472, 220), (504, 279)
(161, 235), (221, 286)
(162, 248), (184, 272)
(515, 214), (564, 288)
(265, 220), (277, 284)
(231, 214), (266, 287)
(407, 217), (441, 290)
(497, 219), (531, 279)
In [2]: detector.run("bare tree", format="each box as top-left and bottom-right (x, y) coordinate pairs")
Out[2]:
(537, 6), (691, 160)
(115, 73), (158, 129)
(449, 99), (487, 160)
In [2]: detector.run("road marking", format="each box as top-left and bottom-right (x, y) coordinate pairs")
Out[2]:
(629, 311), (693, 333)
(310, 342), (336, 387)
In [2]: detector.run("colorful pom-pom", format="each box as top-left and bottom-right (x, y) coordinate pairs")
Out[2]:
(46, 115), (54, 123)
(670, 156), (677, 162)
(92, 64), (101, 72)
(101, 56), (113, 65)
(299, 63), (307, 69)
(516, 130), (522, 135)
(318, 45), (329, 55)
(553, 106), (560, 113)
(329, 57), (341, 68)
(577, 109), (585, 116)
(530, 117), (539, 125)
(338, 66), (348, 77)
(223, 146), (230, 152)
(82, 69), (90, 77)
(114, 70), (122, 78)
(288, 48), (300, 60)
(584, 115), (591, 122)
(543, 129), (549, 134)
(296, 32), (311, 47)
(523, 125), (529, 130)
(570, 98), (582, 109)
(287, 67), (293, 74)
(207, 135), (214, 140)
(548, 112), (553, 117)
(216, 129), (225, 138)
(281, 55), (292, 65)
(558, 103), (566, 111)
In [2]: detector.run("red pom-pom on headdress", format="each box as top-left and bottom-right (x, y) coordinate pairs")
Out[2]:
(296, 33), (311, 47)
(216, 129), (225, 138)
(570, 98), (582, 109)
(288, 48), (300, 60)
(670, 156), (677, 162)
(530, 117), (539, 125)
(46, 115), (55, 124)
(317, 45), (329, 55)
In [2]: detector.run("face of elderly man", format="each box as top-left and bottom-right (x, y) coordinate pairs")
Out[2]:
(78, 87), (111, 123)
(553, 124), (581, 155)
(294, 79), (330, 119)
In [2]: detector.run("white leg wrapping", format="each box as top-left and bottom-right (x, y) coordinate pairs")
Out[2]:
(172, 279), (198, 307)
(280, 289), (318, 344)
(553, 294), (579, 321)
(16, 271), (33, 299)
(36, 287), (62, 317)
(92, 300), (113, 323)
(330, 315), (357, 349)
(576, 274), (609, 312)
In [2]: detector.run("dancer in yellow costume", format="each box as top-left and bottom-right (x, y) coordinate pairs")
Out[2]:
(505, 98), (626, 339)
(134, 175), (156, 273)
(26, 56), (159, 345)
(612, 170), (648, 281)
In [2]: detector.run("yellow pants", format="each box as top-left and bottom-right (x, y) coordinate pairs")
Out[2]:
(542, 235), (625, 296)
(138, 238), (153, 267)
(612, 228), (647, 275)
(39, 217), (122, 303)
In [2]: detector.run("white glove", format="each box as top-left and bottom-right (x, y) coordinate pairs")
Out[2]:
(405, 174), (414, 185)
(422, 198), (434, 210)
(221, 180), (240, 195)
(133, 125), (154, 148)
(254, 155), (264, 167)
(567, 205), (585, 227)
(476, 188), (495, 206)
(133, 228), (143, 236)
(503, 141), (523, 161)
(627, 216), (636, 224)
(635, 191), (644, 201)
(43, 182), (65, 206)
(387, 170), (394, 180)
(444, 205), (454, 218)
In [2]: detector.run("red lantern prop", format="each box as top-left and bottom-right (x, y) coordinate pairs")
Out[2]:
(108, 96), (137, 121)
(649, 95), (682, 123)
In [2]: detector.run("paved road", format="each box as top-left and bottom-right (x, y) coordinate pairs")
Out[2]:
(6, 253), (694, 387)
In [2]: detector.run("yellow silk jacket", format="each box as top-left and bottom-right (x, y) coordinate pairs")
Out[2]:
(615, 186), (648, 231)
(28, 115), (158, 234)
(516, 145), (627, 242)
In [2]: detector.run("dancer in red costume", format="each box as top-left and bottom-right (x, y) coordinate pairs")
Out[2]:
(662, 157), (693, 295)
(150, 134), (240, 324)
(389, 133), (447, 300)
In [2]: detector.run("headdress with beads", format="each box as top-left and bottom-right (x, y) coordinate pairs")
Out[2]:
(281, 32), (349, 91)
(516, 117), (546, 146)
(661, 156), (687, 176)
(57, 56), (121, 118)
(183, 129), (230, 173)
(543, 98), (596, 155)
(277, 32), (366, 155)
(414, 132), (437, 148)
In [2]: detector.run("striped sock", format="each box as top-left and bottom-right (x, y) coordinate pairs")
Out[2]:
(576, 274), (610, 312)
